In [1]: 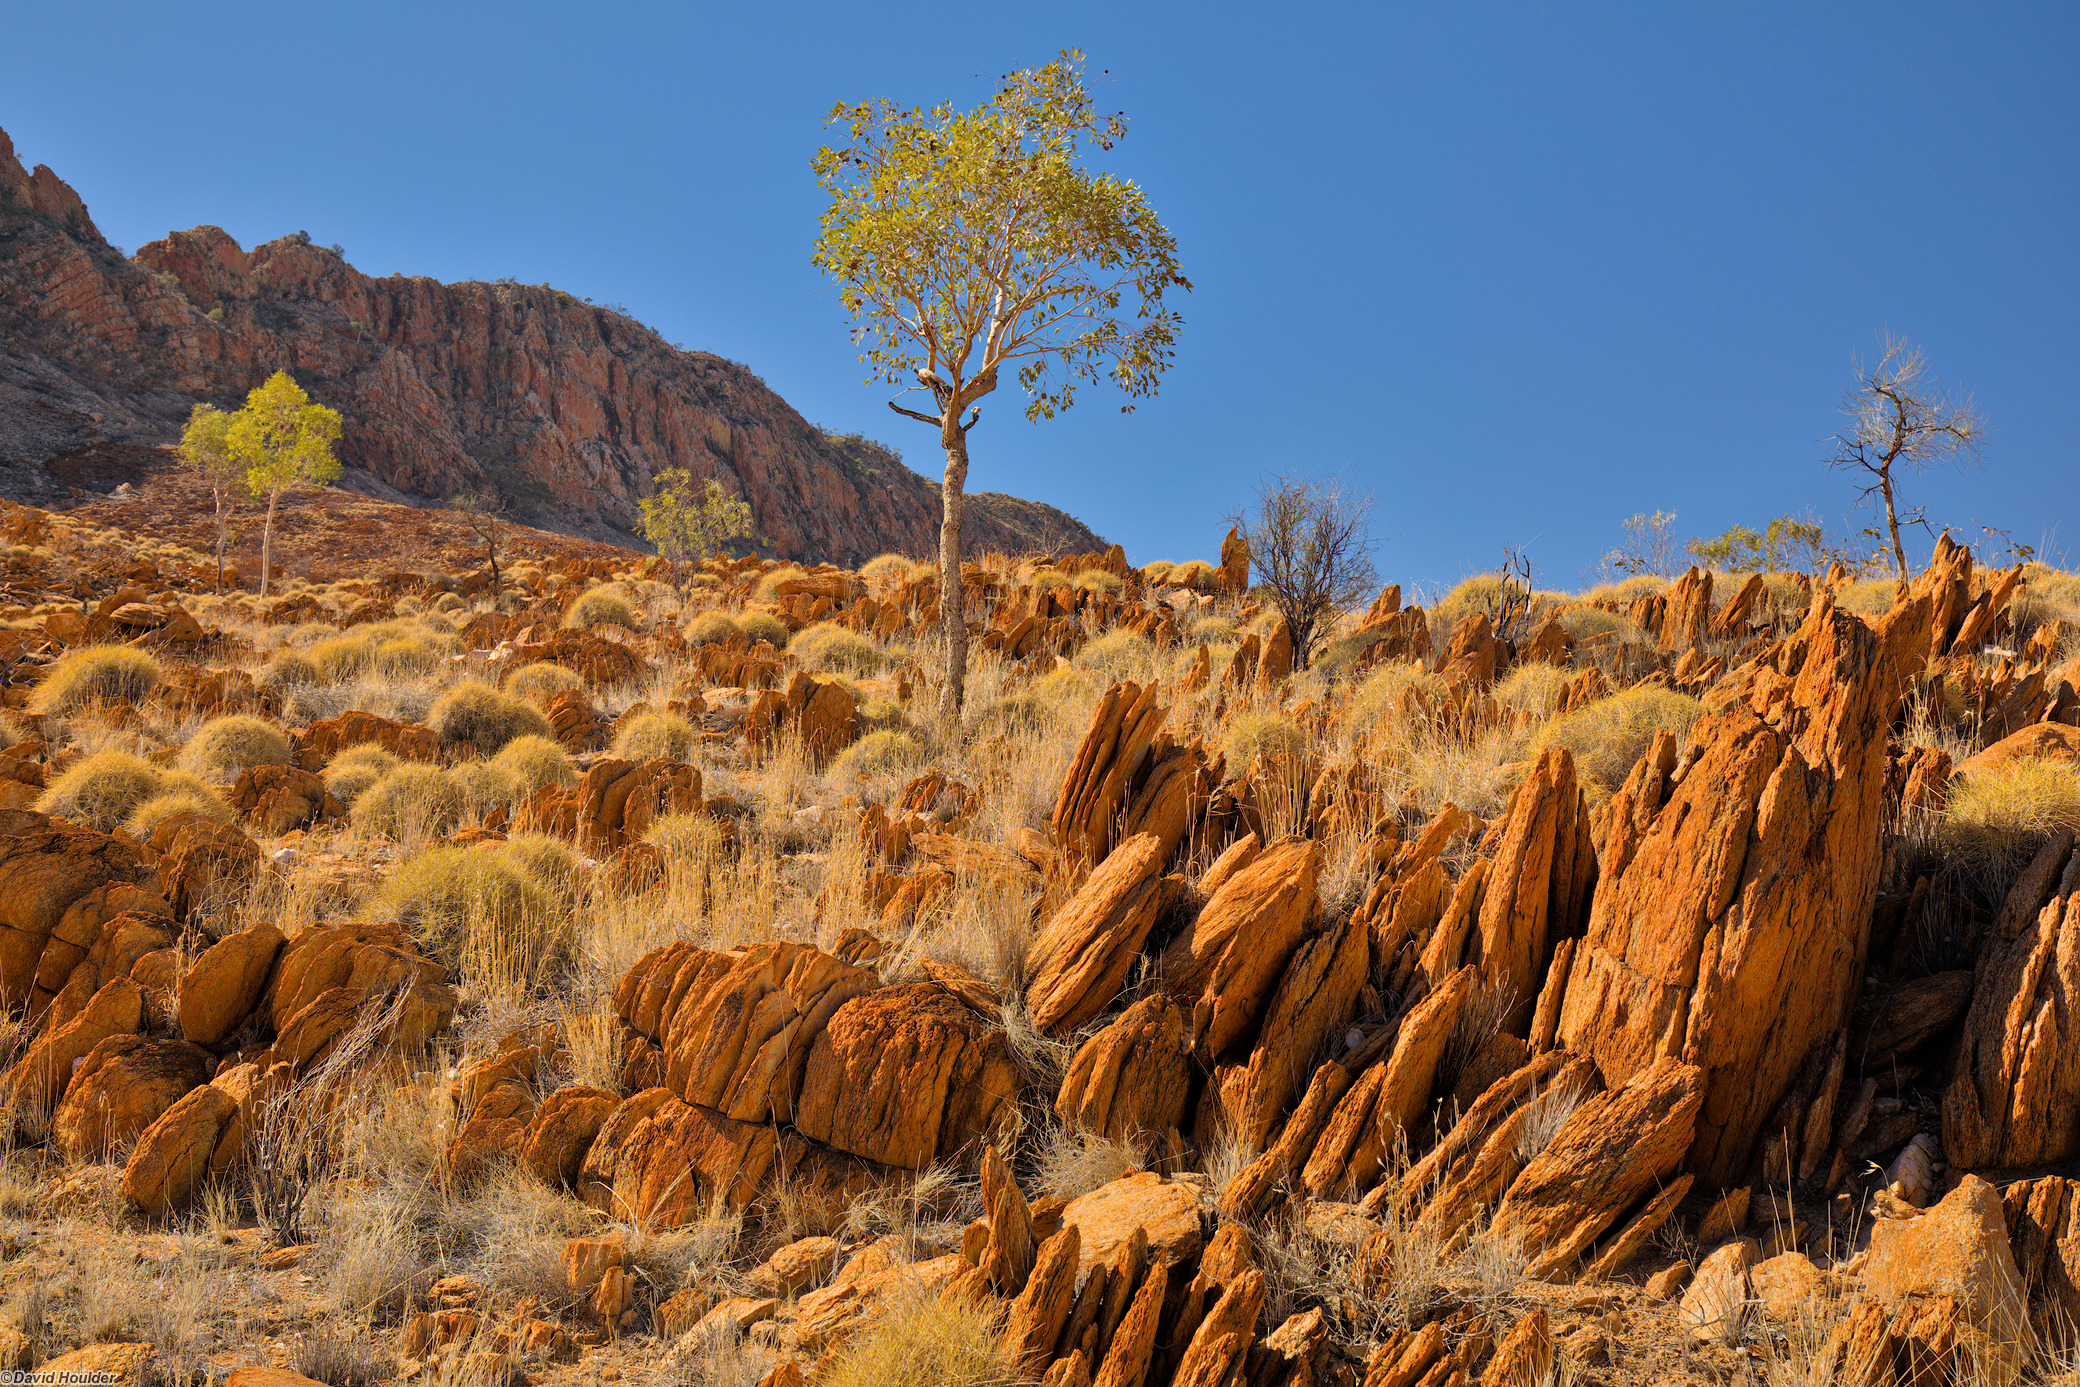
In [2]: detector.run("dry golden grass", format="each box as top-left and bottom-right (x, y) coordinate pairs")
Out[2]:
(32, 645), (162, 715)
(1944, 759), (2080, 859)
(1533, 687), (1704, 799)
(817, 1284), (1012, 1387)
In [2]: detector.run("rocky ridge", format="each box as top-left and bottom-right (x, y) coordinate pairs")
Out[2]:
(0, 126), (1101, 563)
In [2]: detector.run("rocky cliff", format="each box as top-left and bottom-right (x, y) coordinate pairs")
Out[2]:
(0, 126), (1100, 564)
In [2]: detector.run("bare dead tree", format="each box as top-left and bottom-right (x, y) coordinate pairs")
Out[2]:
(1228, 473), (1377, 670)
(1827, 335), (1985, 579)
(449, 489), (509, 599)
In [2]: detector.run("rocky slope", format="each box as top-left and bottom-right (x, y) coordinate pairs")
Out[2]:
(0, 125), (1100, 563)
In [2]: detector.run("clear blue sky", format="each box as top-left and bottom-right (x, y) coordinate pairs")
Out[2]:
(10, 2), (2076, 591)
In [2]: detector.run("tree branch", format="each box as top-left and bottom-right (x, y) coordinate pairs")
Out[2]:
(887, 401), (945, 427)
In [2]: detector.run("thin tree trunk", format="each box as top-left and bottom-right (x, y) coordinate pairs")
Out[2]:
(1880, 470), (1908, 579)
(213, 487), (228, 594)
(260, 489), (281, 597)
(938, 418), (971, 723)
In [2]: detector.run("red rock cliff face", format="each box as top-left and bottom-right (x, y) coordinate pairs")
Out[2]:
(0, 127), (1099, 564)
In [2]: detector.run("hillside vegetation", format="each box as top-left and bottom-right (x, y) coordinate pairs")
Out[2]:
(0, 490), (2075, 1384)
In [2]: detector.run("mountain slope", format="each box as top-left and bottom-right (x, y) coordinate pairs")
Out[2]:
(0, 126), (1101, 564)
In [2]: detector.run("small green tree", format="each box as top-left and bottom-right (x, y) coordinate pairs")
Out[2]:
(637, 467), (756, 589)
(177, 402), (242, 592)
(226, 371), (342, 597)
(812, 51), (1189, 720)
(1686, 516), (1827, 573)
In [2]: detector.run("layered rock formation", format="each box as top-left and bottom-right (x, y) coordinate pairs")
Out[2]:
(0, 126), (1100, 563)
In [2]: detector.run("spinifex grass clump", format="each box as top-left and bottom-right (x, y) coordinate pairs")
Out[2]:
(34, 646), (161, 715)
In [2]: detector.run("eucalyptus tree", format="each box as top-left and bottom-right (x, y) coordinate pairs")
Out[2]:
(813, 51), (1189, 719)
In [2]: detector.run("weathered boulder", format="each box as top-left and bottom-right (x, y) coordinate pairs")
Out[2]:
(1954, 721), (2080, 780)
(1026, 836), (1183, 1037)
(0, 809), (165, 1012)
(517, 1085), (620, 1187)
(794, 983), (1020, 1169)
(1061, 1173), (1207, 1273)
(1055, 995), (1192, 1146)
(227, 763), (341, 836)
(1218, 909), (1368, 1152)
(5, 977), (143, 1113)
(1866, 1175), (2028, 1351)
(1051, 682), (1170, 869)
(1943, 833), (2080, 1169)
(1490, 1056), (1705, 1278)
(1158, 836), (1320, 1058)
(150, 813), (267, 926)
(122, 1081), (238, 1215)
(1557, 591), (1934, 1186)
(178, 921), (285, 1047)
(1473, 747), (1593, 1035)
(53, 1035), (212, 1161)
(295, 711), (438, 770)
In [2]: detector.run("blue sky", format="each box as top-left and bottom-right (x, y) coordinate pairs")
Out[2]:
(9, 2), (2076, 591)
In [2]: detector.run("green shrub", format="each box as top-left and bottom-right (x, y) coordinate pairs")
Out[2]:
(612, 709), (698, 763)
(1534, 687), (1705, 798)
(179, 714), (292, 782)
(506, 661), (583, 707)
(685, 612), (741, 647)
(325, 744), (401, 807)
(1169, 559), (1219, 592)
(34, 646), (162, 715)
(738, 611), (789, 648)
(1140, 561), (1176, 584)
(1031, 569), (1072, 592)
(829, 730), (925, 783)
(264, 650), (322, 688)
(372, 844), (564, 981)
(37, 750), (164, 832)
(428, 681), (553, 757)
(791, 622), (885, 675)
(352, 763), (465, 841)
(565, 586), (638, 630)
(1077, 630), (1154, 681)
(312, 635), (377, 683)
(1222, 712), (1305, 767)
(490, 734), (577, 796)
